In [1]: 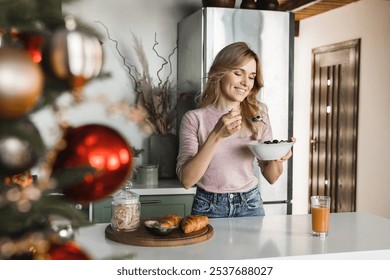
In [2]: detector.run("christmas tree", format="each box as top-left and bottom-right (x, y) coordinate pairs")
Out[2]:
(0, 0), (145, 259)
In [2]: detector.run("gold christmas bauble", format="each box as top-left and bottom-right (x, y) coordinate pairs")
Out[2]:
(0, 47), (44, 119)
(48, 27), (103, 93)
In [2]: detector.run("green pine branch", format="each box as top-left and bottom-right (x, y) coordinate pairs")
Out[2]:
(0, 165), (97, 238)
(0, 0), (66, 31)
(0, 195), (91, 238)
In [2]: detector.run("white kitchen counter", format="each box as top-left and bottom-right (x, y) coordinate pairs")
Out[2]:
(75, 212), (390, 260)
(123, 179), (196, 196)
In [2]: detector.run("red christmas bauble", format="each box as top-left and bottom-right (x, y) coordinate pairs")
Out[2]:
(48, 242), (91, 260)
(52, 124), (132, 203)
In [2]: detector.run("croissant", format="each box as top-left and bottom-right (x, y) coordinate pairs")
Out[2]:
(159, 214), (182, 229)
(181, 215), (209, 234)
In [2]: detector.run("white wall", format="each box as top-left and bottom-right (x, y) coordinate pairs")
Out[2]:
(59, 0), (390, 218)
(293, 0), (390, 218)
(47, 0), (203, 163)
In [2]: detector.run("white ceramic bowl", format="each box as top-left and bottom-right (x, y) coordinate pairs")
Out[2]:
(248, 141), (294, 161)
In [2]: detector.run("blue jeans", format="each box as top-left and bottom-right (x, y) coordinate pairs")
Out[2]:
(191, 186), (265, 218)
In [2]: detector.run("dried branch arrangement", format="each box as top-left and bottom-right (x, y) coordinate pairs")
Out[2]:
(97, 21), (177, 134)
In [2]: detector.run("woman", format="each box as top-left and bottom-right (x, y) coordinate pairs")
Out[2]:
(176, 42), (293, 218)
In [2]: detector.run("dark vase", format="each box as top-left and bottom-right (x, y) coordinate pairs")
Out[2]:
(202, 0), (236, 8)
(240, 0), (257, 9)
(257, 0), (279, 10)
(148, 133), (178, 179)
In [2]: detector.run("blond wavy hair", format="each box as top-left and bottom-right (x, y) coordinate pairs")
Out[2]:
(198, 42), (266, 140)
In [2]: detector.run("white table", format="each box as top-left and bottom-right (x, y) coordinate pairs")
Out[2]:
(75, 212), (390, 260)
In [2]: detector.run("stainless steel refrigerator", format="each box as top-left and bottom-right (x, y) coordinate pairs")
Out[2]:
(177, 8), (294, 215)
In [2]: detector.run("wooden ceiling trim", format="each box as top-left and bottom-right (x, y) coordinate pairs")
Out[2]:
(278, 0), (319, 11)
(278, 0), (360, 35)
(279, 0), (360, 19)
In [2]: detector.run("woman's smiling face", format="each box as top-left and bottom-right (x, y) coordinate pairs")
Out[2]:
(219, 58), (257, 105)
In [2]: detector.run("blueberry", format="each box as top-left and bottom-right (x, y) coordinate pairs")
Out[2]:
(272, 139), (279, 144)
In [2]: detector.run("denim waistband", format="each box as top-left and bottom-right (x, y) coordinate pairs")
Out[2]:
(195, 186), (259, 204)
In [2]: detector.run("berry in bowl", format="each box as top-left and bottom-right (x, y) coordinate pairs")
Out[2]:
(248, 139), (294, 161)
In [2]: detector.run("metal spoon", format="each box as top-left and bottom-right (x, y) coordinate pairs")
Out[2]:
(249, 115), (263, 122)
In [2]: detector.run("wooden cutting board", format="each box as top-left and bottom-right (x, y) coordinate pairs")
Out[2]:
(105, 219), (214, 247)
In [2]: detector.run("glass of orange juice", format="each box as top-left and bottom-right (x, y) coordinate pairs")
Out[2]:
(310, 196), (331, 237)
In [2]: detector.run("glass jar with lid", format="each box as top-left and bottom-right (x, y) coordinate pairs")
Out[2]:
(111, 180), (140, 231)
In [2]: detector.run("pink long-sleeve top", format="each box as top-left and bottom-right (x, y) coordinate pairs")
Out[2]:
(176, 105), (273, 193)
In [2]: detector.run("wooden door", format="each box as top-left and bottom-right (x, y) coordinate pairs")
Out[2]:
(309, 39), (360, 213)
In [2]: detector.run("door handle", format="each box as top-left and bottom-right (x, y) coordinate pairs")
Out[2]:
(140, 200), (162, 205)
(310, 137), (317, 151)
